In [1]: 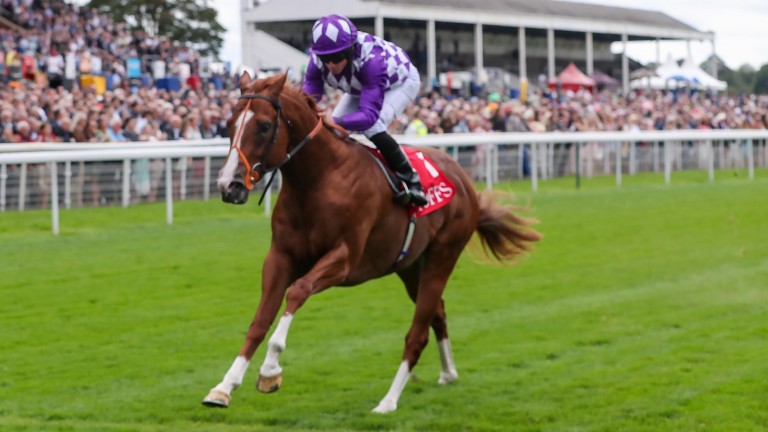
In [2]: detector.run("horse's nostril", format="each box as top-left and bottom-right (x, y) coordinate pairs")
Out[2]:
(221, 181), (249, 205)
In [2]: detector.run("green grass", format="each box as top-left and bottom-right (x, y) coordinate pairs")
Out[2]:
(1, 170), (767, 431)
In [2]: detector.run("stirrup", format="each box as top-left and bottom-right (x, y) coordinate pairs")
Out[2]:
(393, 190), (412, 205)
(408, 189), (428, 207)
(394, 183), (428, 207)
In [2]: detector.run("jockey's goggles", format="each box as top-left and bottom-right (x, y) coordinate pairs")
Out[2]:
(319, 47), (352, 65)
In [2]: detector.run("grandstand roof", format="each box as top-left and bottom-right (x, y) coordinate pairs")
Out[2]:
(245, 0), (712, 41)
(363, 0), (699, 34)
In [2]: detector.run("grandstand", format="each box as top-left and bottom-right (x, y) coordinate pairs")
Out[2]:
(240, 0), (715, 94)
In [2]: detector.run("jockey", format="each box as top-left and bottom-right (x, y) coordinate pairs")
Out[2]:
(302, 14), (428, 207)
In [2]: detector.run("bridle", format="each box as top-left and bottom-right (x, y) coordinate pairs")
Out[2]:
(228, 93), (323, 191)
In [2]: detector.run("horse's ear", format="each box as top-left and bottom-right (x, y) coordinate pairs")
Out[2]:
(239, 71), (252, 90)
(266, 72), (288, 99)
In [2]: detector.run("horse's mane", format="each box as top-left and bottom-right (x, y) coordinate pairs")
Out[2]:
(246, 76), (360, 148)
(286, 84), (323, 115)
(284, 83), (360, 145)
(246, 78), (322, 115)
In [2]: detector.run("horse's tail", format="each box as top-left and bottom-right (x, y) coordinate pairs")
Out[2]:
(474, 191), (542, 263)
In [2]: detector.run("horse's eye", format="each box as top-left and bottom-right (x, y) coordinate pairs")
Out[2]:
(258, 122), (272, 134)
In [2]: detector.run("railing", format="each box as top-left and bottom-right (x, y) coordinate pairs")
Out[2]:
(411, 129), (767, 191)
(1, 130), (767, 235)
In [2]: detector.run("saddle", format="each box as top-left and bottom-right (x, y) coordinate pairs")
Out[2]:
(364, 145), (455, 218)
(323, 119), (455, 217)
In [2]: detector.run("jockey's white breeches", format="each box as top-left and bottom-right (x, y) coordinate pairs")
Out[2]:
(332, 65), (421, 138)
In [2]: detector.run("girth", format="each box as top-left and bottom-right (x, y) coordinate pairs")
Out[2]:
(365, 151), (418, 272)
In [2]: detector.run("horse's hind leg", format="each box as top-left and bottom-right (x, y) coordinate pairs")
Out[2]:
(373, 245), (463, 414)
(433, 300), (459, 385)
(399, 270), (458, 385)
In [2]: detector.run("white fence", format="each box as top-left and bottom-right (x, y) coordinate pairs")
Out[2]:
(1, 130), (767, 235)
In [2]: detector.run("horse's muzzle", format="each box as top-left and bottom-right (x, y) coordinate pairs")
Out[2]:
(221, 181), (249, 205)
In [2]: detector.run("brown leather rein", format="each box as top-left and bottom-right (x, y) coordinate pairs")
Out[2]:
(229, 93), (324, 191)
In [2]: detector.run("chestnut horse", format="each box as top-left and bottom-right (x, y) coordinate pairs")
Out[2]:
(203, 72), (540, 413)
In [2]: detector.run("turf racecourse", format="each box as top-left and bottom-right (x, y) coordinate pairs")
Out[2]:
(1, 170), (766, 432)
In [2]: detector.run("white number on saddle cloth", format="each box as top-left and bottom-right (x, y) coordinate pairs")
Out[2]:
(416, 152), (440, 178)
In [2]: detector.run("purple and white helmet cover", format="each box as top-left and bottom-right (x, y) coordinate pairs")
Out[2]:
(311, 14), (358, 55)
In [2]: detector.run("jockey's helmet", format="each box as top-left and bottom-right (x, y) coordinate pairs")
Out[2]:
(310, 15), (358, 56)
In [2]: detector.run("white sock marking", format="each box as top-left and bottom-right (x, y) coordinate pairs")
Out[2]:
(437, 338), (459, 384)
(260, 314), (293, 377)
(372, 360), (410, 414)
(211, 355), (250, 395)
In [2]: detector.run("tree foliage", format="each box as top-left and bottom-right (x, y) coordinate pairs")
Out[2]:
(752, 64), (768, 95)
(702, 56), (762, 95)
(85, 0), (225, 57)
(718, 65), (753, 95)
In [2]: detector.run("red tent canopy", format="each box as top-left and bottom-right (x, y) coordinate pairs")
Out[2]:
(549, 62), (595, 92)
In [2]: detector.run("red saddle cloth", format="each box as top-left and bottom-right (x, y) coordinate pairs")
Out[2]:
(369, 146), (456, 217)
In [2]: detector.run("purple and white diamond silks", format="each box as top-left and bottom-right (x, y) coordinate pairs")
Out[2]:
(302, 29), (418, 133)
(309, 31), (413, 96)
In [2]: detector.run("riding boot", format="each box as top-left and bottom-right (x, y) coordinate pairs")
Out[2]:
(370, 132), (429, 207)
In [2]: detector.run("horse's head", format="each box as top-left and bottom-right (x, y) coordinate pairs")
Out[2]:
(217, 71), (291, 204)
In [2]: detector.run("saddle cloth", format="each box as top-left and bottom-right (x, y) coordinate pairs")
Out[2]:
(368, 146), (456, 217)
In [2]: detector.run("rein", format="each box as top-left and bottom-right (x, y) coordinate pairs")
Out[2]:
(229, 93), (323, 192)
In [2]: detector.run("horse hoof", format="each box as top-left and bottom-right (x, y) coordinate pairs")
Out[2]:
(202, 390), (230, 408)
(438, 370), (459, 385)
(372, 399), (397, 414)
(257, 373), (283, 393)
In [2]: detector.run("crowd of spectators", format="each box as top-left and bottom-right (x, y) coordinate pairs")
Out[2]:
(393, 88), (768, 136)
(388, 88), (768, 180)
(2, 0), (206, 84)
(1, 0), (237, 147)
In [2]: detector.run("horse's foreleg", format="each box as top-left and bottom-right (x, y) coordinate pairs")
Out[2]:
(256, 312), (291, 393)
(202, 252), (292, 408)
(257, 244), (351, 393)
